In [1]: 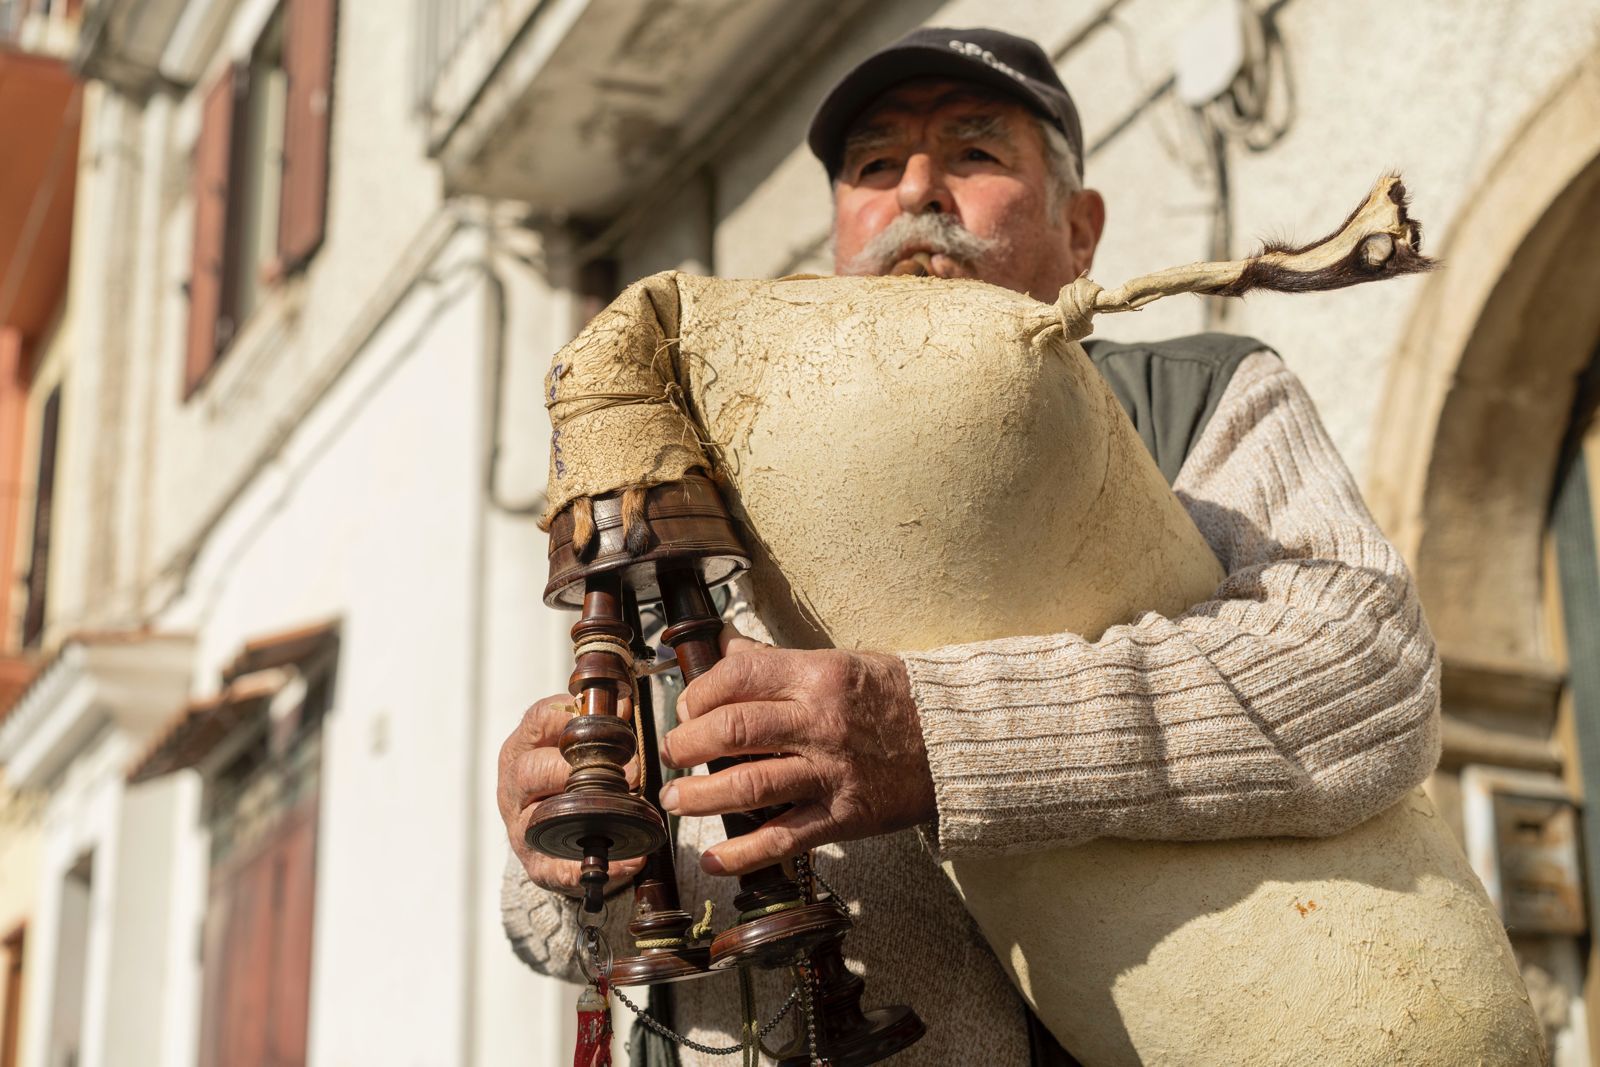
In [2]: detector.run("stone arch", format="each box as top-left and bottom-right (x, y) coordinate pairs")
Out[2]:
(1369, 56), (1600, 664)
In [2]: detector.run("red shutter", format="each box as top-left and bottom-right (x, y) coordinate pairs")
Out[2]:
(199, 799), (318, 1067)
(196, 877), (229, 1067)
(1, 926), (24, 1067)
(268, 802), (317, 1065)
(184, 68), (241, 398)
(21, 384), (59, 648)
(278, 0), (337, 270)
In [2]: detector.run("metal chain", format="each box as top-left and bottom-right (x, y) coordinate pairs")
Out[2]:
(594, 856), (838, 1060)
(795, 958), (822, 1067)
(613, 981), (799, 1057)
(812, 869), (844, 908)
(794, 853), (846, 914)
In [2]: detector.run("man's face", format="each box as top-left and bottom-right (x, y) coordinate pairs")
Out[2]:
(831, 78), (1104, 301)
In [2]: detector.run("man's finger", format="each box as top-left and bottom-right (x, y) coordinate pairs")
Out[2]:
(702, 804), (834, 876)
(506, 696), (576, 757)
(660, 755), (820, 817)
(503, 747), (572, 817)
(679, 647), (790, 721)
(662, 701), (801, 769)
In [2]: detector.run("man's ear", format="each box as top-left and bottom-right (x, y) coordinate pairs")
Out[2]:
(1066, 189), (1106, 277)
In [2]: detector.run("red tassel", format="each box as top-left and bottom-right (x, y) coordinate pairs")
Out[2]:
(574, 977), (613, 1067)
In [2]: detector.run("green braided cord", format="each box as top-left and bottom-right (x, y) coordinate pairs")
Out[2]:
(687, 900), (715, 941)
(633, 937), (688, 950)
(738, 898), (805, 924)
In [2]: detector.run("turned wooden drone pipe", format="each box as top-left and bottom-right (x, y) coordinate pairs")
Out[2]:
(609, 589), (715, 986)
(656, 561), (808, 914)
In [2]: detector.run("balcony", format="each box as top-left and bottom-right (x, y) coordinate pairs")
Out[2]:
(1, 0), (81, 59)
(413, 0), (868, 220)
(72, 0), (221, 95)
(0, 12), (81, 342)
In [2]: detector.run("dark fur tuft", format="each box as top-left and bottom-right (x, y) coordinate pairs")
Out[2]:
(1209, 175), (1435, 297)
(572, 497), (596, 561)
(621, 487), (651, 557)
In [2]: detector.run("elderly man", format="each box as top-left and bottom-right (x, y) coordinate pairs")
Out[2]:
(498, 27), (1439, 1066)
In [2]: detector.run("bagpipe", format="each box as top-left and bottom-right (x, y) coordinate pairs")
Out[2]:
(531, 177), (1544, 1065)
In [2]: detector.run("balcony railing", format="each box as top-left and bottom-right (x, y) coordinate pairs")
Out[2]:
(410, 0), (496, 116)
(0, 0), (25, 39)
(1, 0), (83, 57)
(411, 0), (869, 217)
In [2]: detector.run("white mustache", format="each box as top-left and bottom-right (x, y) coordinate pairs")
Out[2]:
(846, 213), (1002, 275)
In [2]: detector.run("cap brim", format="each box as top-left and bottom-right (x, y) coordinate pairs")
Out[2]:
(807, 44), (1060, 177)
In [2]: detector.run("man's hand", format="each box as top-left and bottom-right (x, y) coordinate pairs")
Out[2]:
(497, 694), (644, 897)
(660, 628), (936, 876)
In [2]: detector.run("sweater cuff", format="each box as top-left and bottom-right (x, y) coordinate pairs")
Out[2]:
(501, 852), (584, 980)
(902, 649), (1090, 860)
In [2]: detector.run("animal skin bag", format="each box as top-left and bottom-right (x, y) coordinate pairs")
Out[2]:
(541, 178), (1545, 1066)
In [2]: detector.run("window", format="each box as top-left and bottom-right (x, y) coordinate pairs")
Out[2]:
(184, 0), (337, 397)
(46, 854), (91, 1067)
(231, 11), (289, 332)
(188, 626), (336, 1067)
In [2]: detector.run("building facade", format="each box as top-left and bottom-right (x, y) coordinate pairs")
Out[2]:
(1, 0), (1599, 1065)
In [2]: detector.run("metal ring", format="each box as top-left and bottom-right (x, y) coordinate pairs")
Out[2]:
(577, 897), (610, 929)
(576, 920), (614, 985)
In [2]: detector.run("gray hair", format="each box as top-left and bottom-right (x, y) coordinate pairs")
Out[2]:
(1037, 117), (1082, 219)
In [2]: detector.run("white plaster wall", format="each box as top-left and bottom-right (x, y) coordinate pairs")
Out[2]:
(472, 226), (591, 1067)
(145, 0), (448, 622)
(101, 775), (191, 1067)
(156, 225), (575, 1067)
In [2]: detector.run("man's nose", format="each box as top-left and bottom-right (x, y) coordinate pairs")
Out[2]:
(895, 153), (950, 216)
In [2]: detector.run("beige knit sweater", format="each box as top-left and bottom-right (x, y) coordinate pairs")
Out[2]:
(501, 350), (1442, 1065)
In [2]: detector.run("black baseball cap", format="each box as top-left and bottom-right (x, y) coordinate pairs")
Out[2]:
(807, 27), (1085, 181)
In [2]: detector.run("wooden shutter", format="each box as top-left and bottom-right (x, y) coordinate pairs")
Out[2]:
(21, 384), (58, 648)
(1, 926), (23, 1067)
(278, 0), (337, 270)
(200, 799), (318, 1067)
(267, 802), (317, 1064)
(184, 67), (247, 398)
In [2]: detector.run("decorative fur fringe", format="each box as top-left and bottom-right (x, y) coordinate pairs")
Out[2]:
(1081, 174), (1434, 318)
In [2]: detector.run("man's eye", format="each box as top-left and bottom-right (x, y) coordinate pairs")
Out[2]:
(961, 147), (999, 163)
(858, 158), (895, 177)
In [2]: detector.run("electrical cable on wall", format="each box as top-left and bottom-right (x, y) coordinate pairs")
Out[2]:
(1174, 1), (1297, 328)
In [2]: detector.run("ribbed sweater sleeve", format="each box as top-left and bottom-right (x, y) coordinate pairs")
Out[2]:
(501, 851), (633, 985)
(901, 350), (1441, 858)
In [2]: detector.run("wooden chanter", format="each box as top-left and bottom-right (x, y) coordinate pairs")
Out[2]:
(530, 472), (925, 1063)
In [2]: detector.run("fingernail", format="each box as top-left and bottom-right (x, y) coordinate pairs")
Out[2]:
(661, 733), (676, 769)
(659, 782), (679, 813)
(702, 852), (725, 875)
